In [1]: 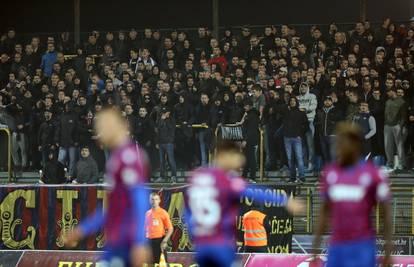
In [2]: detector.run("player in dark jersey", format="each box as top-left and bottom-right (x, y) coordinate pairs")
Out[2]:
(186, 141), (303, 267)
(63, 108), (151, 267)
(313, 122), (392, 267)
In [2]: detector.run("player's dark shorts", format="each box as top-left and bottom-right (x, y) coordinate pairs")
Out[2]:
(196, 244), (236, 267)
(327, 238), (376, 267)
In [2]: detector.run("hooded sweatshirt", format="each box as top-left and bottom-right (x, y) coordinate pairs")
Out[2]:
(298, 89), (318, 122)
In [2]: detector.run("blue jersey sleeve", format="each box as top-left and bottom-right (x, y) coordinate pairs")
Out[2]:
(79, 206), (106, 236)
(130, 185), (150, 245)
(241, 186), (288, 206)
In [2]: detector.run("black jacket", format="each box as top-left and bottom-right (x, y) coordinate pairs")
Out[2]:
(55, 111), (79, 147)
(282, 106), (309, 138)
(42, 159), (66, 184)
(194, 103), (211, 125)
(243, 109), (260, 145)
(315, 106), (341, 136)
(136, 115), (155, 146)
(38, 119), (56, 148)
(77, 118), (94, 146)
(156, 116), (176, 144)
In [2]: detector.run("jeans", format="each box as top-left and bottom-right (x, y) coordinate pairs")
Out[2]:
(304, 121), (315, 169)
(384, 125), (405, 168)
(319, 135), (336, 164)
(159, 143), (177, 179)
(284, 137), (305, 181)
(11, 132), (27, 167)
(197, 129), (210, 166)
(58, 146), (77, 177)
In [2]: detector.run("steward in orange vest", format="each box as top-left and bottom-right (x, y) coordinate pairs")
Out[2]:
(242, 209), (269, 253)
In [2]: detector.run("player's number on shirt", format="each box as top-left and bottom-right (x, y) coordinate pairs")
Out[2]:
(189, 175), (221, 235)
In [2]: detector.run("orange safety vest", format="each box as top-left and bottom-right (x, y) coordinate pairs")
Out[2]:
(242, 210), (267, 247)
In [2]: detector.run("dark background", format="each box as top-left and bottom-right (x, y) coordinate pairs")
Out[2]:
(0, 0), (412, 33)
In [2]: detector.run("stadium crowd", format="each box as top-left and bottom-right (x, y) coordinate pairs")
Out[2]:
(0, 18), (414, 183)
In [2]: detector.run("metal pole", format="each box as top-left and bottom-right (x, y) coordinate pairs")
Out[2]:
(306, 187), (311, 233)
(259, 128), (264, 182)
(410, 0), (414, 20)
(212, 0), (219, 39)
(74, 0), (80, 46)
(359, 0), (367, 22)
(412, 189), (414, 235)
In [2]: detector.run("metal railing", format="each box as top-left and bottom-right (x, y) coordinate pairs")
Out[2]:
(294, 186), (414, 235)
(0, 128), (12, 183)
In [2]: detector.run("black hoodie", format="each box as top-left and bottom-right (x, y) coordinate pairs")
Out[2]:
(282, 98), (309, 138)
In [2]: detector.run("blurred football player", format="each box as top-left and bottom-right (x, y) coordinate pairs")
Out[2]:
(313, 122), (392, 267)
(63, 108), (151, 267)
(186, 140), (302, 267)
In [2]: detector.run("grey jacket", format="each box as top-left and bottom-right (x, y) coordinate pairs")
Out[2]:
(74, 156), (99, 183)
(298, 91), (318, 122)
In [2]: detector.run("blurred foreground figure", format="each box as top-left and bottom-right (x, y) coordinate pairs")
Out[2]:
(313, 122), (392, 267)
(186, 141), (303, 267)
(63, 108), (151, 267)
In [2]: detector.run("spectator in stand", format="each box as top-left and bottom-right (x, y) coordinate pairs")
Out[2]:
(194, 93), (212, 166)
(352, 101), (377, 158)
(136, 106), (156, 164)
(40, 151), (66, 184)
(156, 108), (177, 183)
(283, 96), (308, 183)
(40, 42), (57, 77)
(7, 101), (28, 176)
(370, 88), (386, 165)
(316, 96), (341, 164)
(384, 88), (407, 171)
(265, 89), (287, 170)
(0, 20), (414, 179)
(55, 102), (79, 178)
(73, 146), (99, 184)
(208, 46), (227, 75)
(175, 93), (194, 169)
(345, 90), (360, 121)
(241, 99), (260, 182)
(298, 82), (318, 172)
(38, 110), (56, 167)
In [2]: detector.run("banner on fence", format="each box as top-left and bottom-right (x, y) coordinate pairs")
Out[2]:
(0, 184), (294, 252)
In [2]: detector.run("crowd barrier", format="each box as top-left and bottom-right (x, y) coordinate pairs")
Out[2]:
(1, 250), (414, 267)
